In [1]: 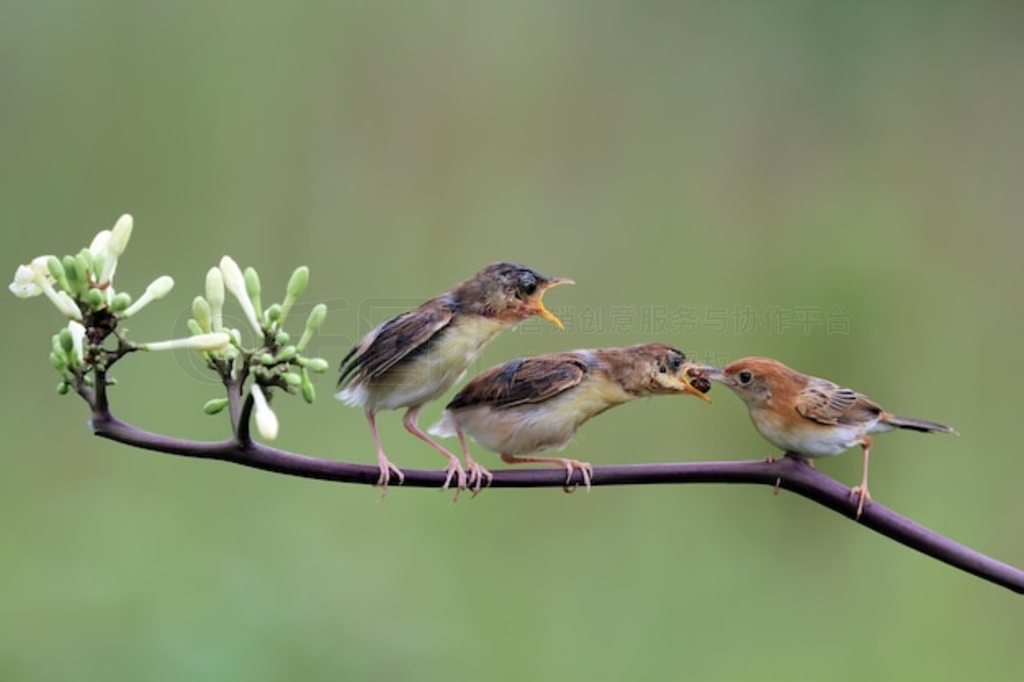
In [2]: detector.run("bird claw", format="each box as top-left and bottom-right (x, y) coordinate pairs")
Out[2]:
(440, 459), (468, 502)
(850, 485), (872, 519)
(560, 459), (593, 493)
(466, 461), (494, 497)
(376, 459), (405, 496)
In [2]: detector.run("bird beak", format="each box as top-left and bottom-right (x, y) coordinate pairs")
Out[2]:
(677, 363), (713, 403)
(532, 277), (574, 330)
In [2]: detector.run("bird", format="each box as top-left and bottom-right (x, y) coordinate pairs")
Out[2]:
(336, 262), (573, 493)
(430, 343), (712, 492)
(696, 357), (956, 517)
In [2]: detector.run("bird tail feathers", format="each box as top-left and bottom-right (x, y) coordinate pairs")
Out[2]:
(428, 411), (457, 439)
(882, 412), (958, 435)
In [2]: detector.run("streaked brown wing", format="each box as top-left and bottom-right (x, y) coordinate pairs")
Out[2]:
(447, 353), (589, 410)
(795, 377), (882, 426)
(338, 299), (454, 387)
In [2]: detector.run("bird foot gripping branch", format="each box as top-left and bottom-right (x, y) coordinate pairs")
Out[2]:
(9, 214), (333, 445)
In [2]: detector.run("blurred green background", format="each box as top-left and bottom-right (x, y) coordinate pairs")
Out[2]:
(2, 1), (1022, 680)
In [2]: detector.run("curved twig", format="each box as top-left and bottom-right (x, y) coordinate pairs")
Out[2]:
(86, 412), (1024, 595)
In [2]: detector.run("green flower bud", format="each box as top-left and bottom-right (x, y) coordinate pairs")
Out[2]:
(92, 253), (106, 282)
(286, 266), (309, 300)
(61, 255), (83, 296)
(279, 266), (310, 323)
(75, 253), (92, 285)
(186, 319), (203, 336)
(111, 292), (132, 312)
(244, 267), (263, 323)
(60, 253), (81, 292)
(46, 256), (71, 293)
(275, 345), (297, 362)
(57, 381), (70, 395)
(61, 255), (78, 281)
(86, 288), (106, 310)
(192, 297), (212, 333)
(76, 249), (95, 276)
(300, 369), (315, 404)
(59, 328), (74, 354)
(297, 303), (327, 351)
(303, 357), (330, 373)
(49, 351), (67, 370)
(203, 397), (230, 415)
(282, 372), (302, 388)
(274, 331), (290, 346)
(260, 352), (275, 365)
(265, 304), (282, 325)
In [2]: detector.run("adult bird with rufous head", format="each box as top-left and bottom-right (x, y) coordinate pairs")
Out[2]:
(693, 357), (956, 517)
(336, 262), (573, 493)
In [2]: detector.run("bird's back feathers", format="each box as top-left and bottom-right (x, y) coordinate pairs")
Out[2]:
(446, 353), (590, 411)
(337, 297), (456, 389)
(794, 377), (883, 427)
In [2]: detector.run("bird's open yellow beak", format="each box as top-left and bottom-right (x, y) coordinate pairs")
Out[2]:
(532, 277), (574, 330)
(678, 363), (713, 403)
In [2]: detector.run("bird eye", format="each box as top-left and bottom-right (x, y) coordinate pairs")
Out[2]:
(737, 370), (753, 385)
(517, 273), (538, 297)
(668, 355), (682, 372)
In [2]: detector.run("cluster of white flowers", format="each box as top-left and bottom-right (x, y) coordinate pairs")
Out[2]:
(14, 213), (331, 446)
(188, 256), (326, 442)
(10, 215), (232, 359)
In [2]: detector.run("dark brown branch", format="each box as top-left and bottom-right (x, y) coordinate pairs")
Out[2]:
(236, 393), (255, 445)
(86, 412), (1024, 595)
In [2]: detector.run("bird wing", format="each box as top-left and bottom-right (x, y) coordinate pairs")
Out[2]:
(795, 377), (882, 426)
(338, 299), (455, 387)
(447, 354), (589, 410)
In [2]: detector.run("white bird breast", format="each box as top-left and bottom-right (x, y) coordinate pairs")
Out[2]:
(750, 408), (880, 457)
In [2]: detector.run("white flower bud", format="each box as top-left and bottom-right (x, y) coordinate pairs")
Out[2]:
(108, 214), (133, 258)
(250, 384), (279, 441)
(219, 256), (261, 334)
(67, 321), (87, 366)
(147, 275), (175, 299)
(89, 230), (111, 258)
(97, 215), (131, 284)
(142, 332), (231, 352)
(205, 267), (225, 331)
(122, 275), (175, 317)
(55, 291), (83, 320)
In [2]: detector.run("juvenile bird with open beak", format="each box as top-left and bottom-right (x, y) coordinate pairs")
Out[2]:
(694, 357), (956, 517)
(337, 263), (572, 492)
(430, 343), (711, 492)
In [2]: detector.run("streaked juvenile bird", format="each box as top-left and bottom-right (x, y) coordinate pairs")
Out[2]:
(337, 263), (572, 492)
(430, 343), (711, 491)
(698, 357), (956, 517)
